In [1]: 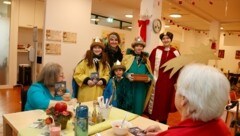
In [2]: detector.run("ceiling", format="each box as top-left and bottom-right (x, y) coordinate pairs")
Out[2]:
(92, 0), (240, 32)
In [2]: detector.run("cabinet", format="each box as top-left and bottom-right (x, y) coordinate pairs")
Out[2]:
(18, 0), (44, 29)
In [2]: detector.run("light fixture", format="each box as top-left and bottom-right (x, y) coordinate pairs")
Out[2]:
(127, 26), (132, 29)
(3, 0), (11, 5)
(125, 14), (133, 18)
(220, 27), (224, 30)
(164, 25), (170, 28)
(169, 13), (182, 18)
(90, 18), (100, 22)
(106, 17), (113, 23)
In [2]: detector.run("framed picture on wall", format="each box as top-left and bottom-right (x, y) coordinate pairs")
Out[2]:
(235, 50), (240, 59)
(218, 49), (225, 58)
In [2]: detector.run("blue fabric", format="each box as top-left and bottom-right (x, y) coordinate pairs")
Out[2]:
(24, 82), (69, 111)
(103, 78), (117, 107)
(72, 78), (78, 98)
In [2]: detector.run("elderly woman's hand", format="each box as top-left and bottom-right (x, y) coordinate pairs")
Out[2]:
(144, 124), (162, 136)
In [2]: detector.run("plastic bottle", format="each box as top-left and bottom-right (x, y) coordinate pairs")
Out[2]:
(75, 105), (88, 136)
(92, 101), (97, 123)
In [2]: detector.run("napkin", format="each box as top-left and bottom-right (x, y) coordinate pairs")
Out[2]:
(88, 107), (138, 135)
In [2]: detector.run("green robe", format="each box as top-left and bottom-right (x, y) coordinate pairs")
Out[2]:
(122, 49), (153, 115)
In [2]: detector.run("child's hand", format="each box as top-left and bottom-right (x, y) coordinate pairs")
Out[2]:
(87, 80), (95, 87)
(127, 73), (134, 81)
(96, 80), (103, 86)
(145, 77), (151, 83)
(62, 93), (71, 101)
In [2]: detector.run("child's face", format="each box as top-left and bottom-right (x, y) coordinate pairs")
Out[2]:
(134, 44), (144, 54)
(93, 46), (103, 56)
(114, 69), (124, 78)
(161, 35), (172, 47)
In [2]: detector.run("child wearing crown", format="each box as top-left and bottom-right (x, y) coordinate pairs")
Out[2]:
(121, 36), (153, 115)
(103, 60), (132, 111)
(73, 37), (110, 102)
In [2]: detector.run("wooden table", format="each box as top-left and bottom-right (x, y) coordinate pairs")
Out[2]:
(2, 102), (168, 136)
(3, 110), (45, 136)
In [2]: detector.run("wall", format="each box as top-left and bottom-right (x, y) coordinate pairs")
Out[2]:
(43, 0), (138, 92)
(218, 33), (240, 73)
(6, 0), (239, 89)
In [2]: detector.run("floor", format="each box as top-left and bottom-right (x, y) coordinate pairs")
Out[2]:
(0, 87), (22, 136)
(0, 87), (234, 136)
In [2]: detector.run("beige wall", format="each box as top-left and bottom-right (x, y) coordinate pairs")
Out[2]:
(6, 0), (239, 89)
(43, 0), (139, 92)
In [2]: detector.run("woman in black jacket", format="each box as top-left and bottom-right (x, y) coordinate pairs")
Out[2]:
(104, 32), (123, 68)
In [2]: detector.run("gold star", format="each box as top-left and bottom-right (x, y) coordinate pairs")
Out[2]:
(162, 44), (219, 78)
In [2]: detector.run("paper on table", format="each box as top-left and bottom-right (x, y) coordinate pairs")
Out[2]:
(88, 107), (138, 135)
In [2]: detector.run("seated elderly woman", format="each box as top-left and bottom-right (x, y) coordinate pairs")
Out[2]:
(145, 63), (231, 136)
(25, 62), (76, 111)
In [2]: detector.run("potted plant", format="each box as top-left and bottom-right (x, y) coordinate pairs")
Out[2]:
(45, 102), (72, 130)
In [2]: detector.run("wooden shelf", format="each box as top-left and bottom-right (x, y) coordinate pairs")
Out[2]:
(17, 49), (28, 53)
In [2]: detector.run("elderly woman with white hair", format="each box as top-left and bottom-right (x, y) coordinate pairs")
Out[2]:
(145, 63), (231, 136)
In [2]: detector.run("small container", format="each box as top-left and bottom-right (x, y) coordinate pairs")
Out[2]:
(98, 106), (112, 120)
(49, 122), (61, 136)
(75, 105), (88, 136)
(111, 120), (132, 136)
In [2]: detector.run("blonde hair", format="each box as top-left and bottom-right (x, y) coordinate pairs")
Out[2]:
(37, 62), (62, 87)
(176, 63), (230, 122)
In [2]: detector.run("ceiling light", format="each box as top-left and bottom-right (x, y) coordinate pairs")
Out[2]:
(220, 27), (224, 30)
(165, 25), (170, 28)
(127, 26), (132, 29)
(169, 14), (182, 18)
(125, 14), (133, 18)
(90, 18), (100, 22)
(106, 17), (113, 23)
(3, 0), (11, 5)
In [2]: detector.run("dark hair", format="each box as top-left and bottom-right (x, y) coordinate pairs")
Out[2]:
(108, 32), (121, 44)
(159, 32), (174, 41)
(84, 50), (109, 69)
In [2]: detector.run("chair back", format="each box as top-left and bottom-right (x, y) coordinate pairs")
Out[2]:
(21, 87), (28, 111)
(15, 84), (28, 111)
(230, 91), (237, 101)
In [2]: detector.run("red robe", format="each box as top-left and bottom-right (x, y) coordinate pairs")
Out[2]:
(148, 46), (180, 121)
(157, 118), (231, 136)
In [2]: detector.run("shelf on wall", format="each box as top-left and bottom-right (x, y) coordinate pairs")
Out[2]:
(17, 49), (28, 53)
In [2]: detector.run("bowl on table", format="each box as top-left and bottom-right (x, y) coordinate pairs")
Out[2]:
(111, 120), (132, 136)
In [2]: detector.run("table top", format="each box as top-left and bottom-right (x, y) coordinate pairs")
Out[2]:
(3, 101), (168, 136)
(3, 110), (45, 134)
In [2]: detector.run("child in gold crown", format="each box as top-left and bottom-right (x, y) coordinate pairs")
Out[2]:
(103, 60), (132, 111)
(73, 37), (110, 102)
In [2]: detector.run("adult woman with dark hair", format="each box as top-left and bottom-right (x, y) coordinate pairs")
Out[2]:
(147, 32), (180, 124)
(73, 38), (110, 102)
(25, 62), (74, 111)
(145, 63), (231, 136)
(105, 32), (123, 68)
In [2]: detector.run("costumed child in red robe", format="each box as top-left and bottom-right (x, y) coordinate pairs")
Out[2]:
(147, 32), (180, 124)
